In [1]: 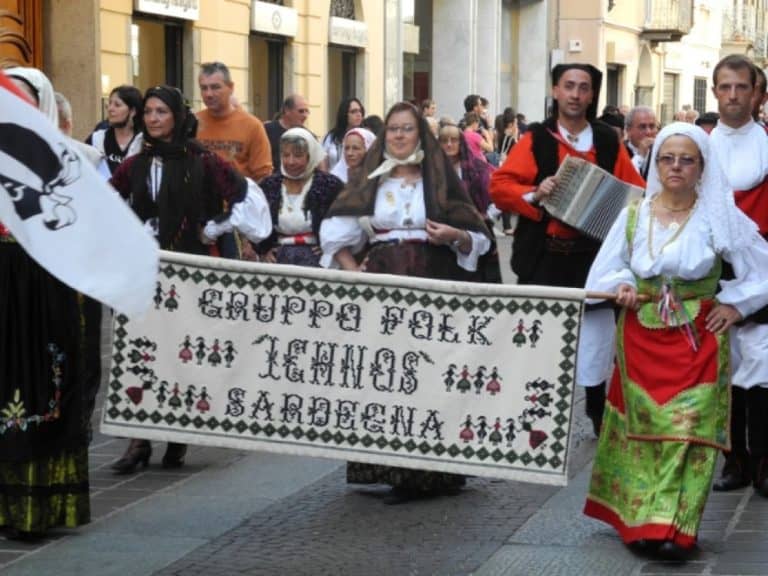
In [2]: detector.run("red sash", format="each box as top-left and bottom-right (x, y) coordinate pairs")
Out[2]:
(735, 177), (768, 235)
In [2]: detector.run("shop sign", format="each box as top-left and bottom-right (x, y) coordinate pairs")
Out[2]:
(134, 0), (199, 21)
(329, 16), (368, 48)
(251, 1), (297, 37)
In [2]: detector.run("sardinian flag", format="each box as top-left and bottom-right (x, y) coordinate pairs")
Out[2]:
(0, 70), (158, 318)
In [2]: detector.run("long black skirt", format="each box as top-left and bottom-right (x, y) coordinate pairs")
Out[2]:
(0, 241), (89, 532)
(346, 242), (474, 493)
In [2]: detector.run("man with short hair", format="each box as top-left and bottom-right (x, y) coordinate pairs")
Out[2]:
(490, 63), (645, 436)
(623, 105), (658, 178)
(196, 61), (272, 182)
(264, 93), (310, 171)
(708, 54), (768, 496)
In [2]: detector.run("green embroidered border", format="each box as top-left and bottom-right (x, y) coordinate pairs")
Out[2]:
(105, 262), (583, 473)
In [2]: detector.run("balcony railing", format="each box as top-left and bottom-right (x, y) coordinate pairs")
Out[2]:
(722, 4), (768, 57)
(641, 0), (694, 42)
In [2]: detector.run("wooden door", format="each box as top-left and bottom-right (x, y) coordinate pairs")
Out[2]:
(0, 0), (42, 68)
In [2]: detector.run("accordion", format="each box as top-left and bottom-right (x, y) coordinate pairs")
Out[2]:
(542, 156), (644, 241)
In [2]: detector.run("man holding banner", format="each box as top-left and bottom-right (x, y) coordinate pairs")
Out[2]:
(0, 68), (157, 538)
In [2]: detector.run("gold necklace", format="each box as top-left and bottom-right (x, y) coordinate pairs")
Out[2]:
(648, 197), (698, 259)
(657, 195), (697, 213)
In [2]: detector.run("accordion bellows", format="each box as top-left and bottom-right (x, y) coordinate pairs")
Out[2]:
(543, 156), (644, 241)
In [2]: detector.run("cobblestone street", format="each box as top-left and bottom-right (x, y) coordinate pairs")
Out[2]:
(3, 234), (768, 576)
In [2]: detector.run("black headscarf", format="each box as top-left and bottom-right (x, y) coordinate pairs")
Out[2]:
(551, 63), (602, 121)
(129, 85), (215, 252)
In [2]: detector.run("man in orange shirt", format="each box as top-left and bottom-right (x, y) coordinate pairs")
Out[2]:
(196, 61), (272, 182)
(490, 63), (645, 435)
(196, 61), (272, 261)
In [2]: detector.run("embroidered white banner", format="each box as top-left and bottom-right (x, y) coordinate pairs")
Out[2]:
(101, 251), (585, 485)
(0, 73), (157, 318)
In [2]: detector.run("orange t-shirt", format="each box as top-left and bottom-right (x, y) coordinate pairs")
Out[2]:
(196, 107), (273, 182)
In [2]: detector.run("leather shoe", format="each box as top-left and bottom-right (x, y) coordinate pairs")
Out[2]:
(161, 442), (187, 468)
(110, 439), (151, 475)
(656, 540), (690, 562)
(754, 458), (768, 497)
(713, 454), (751, 491)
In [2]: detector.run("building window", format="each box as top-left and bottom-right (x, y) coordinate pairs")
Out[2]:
(330, 0), (355, 19)
(131, 18), (185, 92)
(693, 77), (707, 113)
(606, 65), (623, 108)
(661, 73), (679, 126)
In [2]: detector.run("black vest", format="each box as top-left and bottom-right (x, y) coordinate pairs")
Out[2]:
(511, 118), (620, 283)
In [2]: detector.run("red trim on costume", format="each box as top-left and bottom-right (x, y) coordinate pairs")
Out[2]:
(277, 232), (317, 246)
(584, 499), (697, 548)
(622, 300), (718, 406)
(735, 178), (768, 235)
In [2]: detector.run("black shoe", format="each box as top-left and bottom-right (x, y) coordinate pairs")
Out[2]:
(656, 540), (690, 562)
(626, 539), (661, 555)
(585, 382), (606, 438)
(161, 442), (187, 468)
(713, 454), (751, 491)
(4, 528), (45, 541)
(753, 457), (768, 497)
(110, 439), (151, 475)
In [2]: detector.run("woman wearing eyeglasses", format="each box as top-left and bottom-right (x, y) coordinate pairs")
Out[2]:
(319, 102), (492, 503)
(580, 122), (768, 561)
(322, 98), (365, 171)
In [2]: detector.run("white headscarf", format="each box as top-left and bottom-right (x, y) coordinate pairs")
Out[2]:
(330, 127), (376, 183)
(646, 121), (759, 253)
(4, 67), (58, 126)
(280, 127), (326, 180)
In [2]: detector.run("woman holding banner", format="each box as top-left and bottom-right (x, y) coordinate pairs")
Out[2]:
(256, 127), (343, 266)
(580, 122), (768, 560)
(109, 85), (271, 474)
(0, 68), (91, 539)
(319, 101), (491, 502)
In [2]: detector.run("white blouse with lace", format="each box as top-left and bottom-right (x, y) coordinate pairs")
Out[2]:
(319, 176), (490, 270)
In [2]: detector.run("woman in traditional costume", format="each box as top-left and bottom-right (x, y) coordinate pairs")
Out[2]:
(438, 120), (501, 283)
(580, 122), (768, 560)
(330, 127), (376, 184)
(322, 98), (366, 171)
(257, 127), (343, 266)
(109, 85), (271, 474)
(319, 101), (491, 502)
(0, 68), (90, 538)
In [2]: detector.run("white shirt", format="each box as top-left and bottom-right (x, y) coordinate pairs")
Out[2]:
(710, 120), (768, 191)
(576, 198), (768, 386)
(319, 176), (490, 271)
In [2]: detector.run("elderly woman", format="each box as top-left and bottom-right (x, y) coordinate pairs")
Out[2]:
(330, 127), (376, 184)
(257, 127), (344, 266)
(109, 85), (271, 474)
(438, 121), (501, 283)
(580, 123), (768, 560)
(0, 67), (91, 538)
(320, 101), (491, 502)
